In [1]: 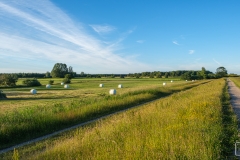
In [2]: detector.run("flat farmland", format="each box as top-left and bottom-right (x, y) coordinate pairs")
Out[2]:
(0, 78), (237, 159)
(0, 78), (207, 150)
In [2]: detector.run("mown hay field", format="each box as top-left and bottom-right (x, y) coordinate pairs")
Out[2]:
(0, 78), (206, 150)
(0, 78), (238, 159)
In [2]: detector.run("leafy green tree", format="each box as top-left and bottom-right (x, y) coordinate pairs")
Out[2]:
(164, 72), (169, 78)
(50, 63), (68, 78)
(216, 66), (228, 78)
(181, 72), (191, 80)
(45, 71), (51, 78)
(200, 67), (207, 79)
(0, 74), (18, 86)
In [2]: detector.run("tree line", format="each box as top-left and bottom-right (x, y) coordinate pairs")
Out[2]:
(0, 63), (231, 87)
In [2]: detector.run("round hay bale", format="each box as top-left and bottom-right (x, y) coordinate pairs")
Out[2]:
(163, 82), (166, 86)
(118, 84), (123, 88)
(64, 84), (70, 88)
(109, 89), (116, 95)
(30, 89), (37, 94)
(171, 80), (173, 83)
(99, 84), (104, 87)
(61, 82), (64, 85)
(46, 84), (51, 88)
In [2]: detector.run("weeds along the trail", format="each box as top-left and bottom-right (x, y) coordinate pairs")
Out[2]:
(1, 79), (237, 159)
(0, 80), (208, 150)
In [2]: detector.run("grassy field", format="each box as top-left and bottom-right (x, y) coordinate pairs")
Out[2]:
(1, 78), (237, 159)
(229, 77), (240, 89)
(0, 78), (208, 150)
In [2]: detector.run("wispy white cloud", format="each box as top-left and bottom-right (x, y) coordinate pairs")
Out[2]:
(89, 24), (116, 34)
(189, 50), (195, 54)
(172, 41), (180, 45)
(0, 0), (148, 73)
(213, 58), (222, 66)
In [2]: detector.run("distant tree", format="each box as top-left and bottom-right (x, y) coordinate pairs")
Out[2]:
(149, 72), (154, 78)
(50, 63), (68, 78)
(181, 72), (191, 80)
(164, 72), (169, 78)
(216, 66), (228, 78)
(200, 67), (207, 79)
(68, 66), (76, 78)
(0, 74), (18, 86)
(45, 71), (51, 78)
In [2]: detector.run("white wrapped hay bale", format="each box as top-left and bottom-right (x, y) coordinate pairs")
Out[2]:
(61, 82), (64, 85)
(109, 89), (116, 95)
(163, 82), (166, 86)
(30, 89), (37, 94)
(46, 84), (51, 88)
(99, 84), (104, 87)
(64, 84), (70, 88)
(118, 84), (123, 88)
(171, 80), (173, 83)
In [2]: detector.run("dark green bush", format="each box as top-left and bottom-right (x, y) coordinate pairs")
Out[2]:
(0, 90), (6, 99)
(49, 80), (54, 85)
(62, 78), (71, 84)
(22, 78), (41, 86)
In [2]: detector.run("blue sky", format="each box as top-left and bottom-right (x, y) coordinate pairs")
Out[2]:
(0, 0), (239, 74)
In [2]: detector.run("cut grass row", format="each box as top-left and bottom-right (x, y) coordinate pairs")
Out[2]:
(0, 80), (208, 150)
(2, 79), (237, 159)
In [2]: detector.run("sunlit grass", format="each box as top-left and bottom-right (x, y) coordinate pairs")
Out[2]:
(0, 78), (208, 149)
(229, 77), (240, 89)
(2, 79), (236, 159)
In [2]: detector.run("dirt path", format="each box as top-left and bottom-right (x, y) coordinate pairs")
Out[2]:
(228, 79), (240, 125)
(227, 79), (240, 158)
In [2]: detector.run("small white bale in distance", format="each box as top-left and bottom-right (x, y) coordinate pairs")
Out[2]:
(30, 89), (37, 94)
(99, 84), (104, 87)
(61, 82), (64, 85)
(109, 89), (116, 95)
(64, 84), (70, 88)
(46, 84), (51, 88)
(186, 80), (188, 81)
(163, 82), (166, 86)
(192, 80), (195, 82)
(118, 84), (123, 88)
(171, 80), (173, 83)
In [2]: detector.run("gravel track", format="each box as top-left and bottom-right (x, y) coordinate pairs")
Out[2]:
(227, 79), (240, 158)
(228, 79), (240, 125)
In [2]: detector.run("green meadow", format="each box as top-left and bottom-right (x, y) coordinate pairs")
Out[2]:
(0, 78), (238, 159)
(0, 78), (208, 149)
